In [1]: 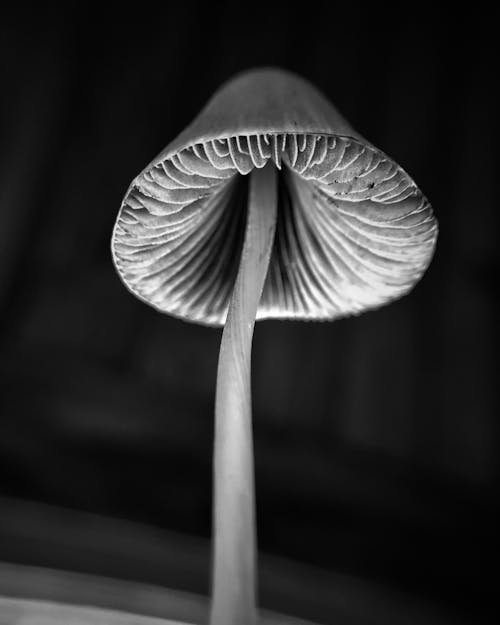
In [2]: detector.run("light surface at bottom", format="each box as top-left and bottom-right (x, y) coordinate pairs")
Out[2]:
(0, 596), (318, 625)
(0, 597), (188, 625)
(0, 562), (320, 625)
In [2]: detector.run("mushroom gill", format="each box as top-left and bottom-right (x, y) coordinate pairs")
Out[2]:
(113, 131), (436, 325)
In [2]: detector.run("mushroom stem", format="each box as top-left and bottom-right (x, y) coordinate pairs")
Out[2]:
(210, 162), (278, 625)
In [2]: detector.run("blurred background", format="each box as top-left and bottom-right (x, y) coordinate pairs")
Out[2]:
(0, 4), (497, 625)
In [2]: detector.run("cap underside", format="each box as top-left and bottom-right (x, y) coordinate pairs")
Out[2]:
(112, 133), (437, 325)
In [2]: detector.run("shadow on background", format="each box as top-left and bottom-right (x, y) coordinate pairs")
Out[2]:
(0, 4), (497, 625)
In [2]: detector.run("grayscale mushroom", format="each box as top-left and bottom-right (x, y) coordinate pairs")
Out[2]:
(111, 68), (438, 625)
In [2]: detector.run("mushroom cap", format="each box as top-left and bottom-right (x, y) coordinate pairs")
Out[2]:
(112, 68), (438, 326)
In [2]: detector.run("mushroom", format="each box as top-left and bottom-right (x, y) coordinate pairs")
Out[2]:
(111, 68), (438, 625)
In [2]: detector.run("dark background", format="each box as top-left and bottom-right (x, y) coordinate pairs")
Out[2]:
(0, 5), (497, 625)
